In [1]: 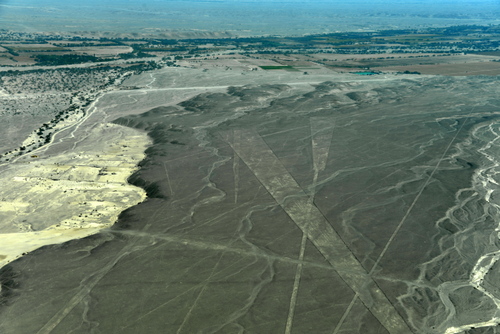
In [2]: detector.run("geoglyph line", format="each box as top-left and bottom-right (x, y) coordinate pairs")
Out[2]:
(335, 108), (473, 332)
(228, 128), (412, 334)
(285, 233), (307, 334)
(286, 118), (335, 333)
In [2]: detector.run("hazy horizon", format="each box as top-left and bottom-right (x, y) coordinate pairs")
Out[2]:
(2, 0), (500, 37)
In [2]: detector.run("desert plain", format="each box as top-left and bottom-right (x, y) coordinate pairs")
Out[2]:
(1, 26), (500, 334)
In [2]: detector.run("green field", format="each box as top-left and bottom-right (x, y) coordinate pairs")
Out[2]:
(259, 65), (297, 71)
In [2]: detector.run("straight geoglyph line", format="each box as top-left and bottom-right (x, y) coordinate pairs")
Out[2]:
(285, 118), (335, 334)
(227, 128), (412, 334)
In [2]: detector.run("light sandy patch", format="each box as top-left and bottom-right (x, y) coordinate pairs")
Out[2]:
(0, 122), (151, 269)
(7, 43), (62, 49)
(0, 228), (103, 269)
(0, 57), (18, 66)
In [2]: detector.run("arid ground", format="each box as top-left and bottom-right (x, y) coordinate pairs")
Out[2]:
(1, 62), (500, 333)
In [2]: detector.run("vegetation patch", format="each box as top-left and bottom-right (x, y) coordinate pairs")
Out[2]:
(259, 65), (297, 71)
(33, 54), (109, 65)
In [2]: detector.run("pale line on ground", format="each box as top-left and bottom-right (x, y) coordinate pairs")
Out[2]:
(36, 250), (130, 334)
(371, 113), (470, 274)
(176, 236), (242, 333)
(115, 229), (336, 271)
(285, 118), (334, 333)
(332, 296), (358, 334)
(333, 109), (473, 333)
(285, 233), (308, 334)
(228, 129), (412, 334)
(163, 162), (174, 196)
(176, 285), (208, 334)
(117, 77), (399, 94)
(233, 134), (240, 204)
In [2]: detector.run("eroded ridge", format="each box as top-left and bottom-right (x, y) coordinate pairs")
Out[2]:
(0, 123), (151, 269)
(227, 129), (411, 334)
